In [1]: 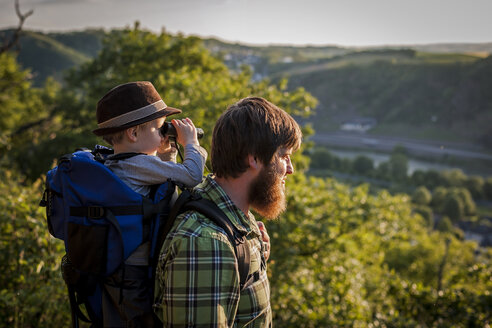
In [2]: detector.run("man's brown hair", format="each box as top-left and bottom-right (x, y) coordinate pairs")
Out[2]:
(211, 97), (302, 178)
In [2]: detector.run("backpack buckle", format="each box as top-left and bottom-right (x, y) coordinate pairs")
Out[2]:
(87, 206), (105, 219)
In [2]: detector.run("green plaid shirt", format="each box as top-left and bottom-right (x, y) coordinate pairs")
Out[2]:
(154, 175), (272, 327)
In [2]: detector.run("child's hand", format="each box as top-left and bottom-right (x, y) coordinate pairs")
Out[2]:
(172, 118), (199, 147)
(157, 135), (177, 162)
(158, 134), (172, 154)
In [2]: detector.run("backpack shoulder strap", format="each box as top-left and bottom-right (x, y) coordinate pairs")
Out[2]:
(161, 190), (251, 289)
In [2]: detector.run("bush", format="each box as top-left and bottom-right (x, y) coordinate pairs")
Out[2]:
(465, 175), (484, 199)
(309, 148), (337, 170)
(431, 186), (447, 212)
(442, 194), (464, 222)
(0, 170), (69, 327)
(412, 186), (432, 206)
(484, 177), (492, 201)
(436, 216), (454, 232)
(414, 206), (433, 227)
(352, 155), (374, 176)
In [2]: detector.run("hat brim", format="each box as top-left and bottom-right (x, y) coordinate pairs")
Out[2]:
(93, 106), (182, 136)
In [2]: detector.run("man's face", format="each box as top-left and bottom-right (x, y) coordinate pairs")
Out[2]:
(248, 147), (294, 219)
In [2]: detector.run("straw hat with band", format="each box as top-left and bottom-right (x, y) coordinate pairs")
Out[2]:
(93, 81), (182, 136)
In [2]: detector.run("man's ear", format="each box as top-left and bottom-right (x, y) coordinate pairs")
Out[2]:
(248, 154), (259, 170)
(125, 127), (138, 142)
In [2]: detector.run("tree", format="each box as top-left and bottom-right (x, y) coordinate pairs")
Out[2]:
(352, 155), (374, 176)
(10, 24), (318, 180)
(414, 205), (433, 227)
(375, 161), (390, 180)
(464, 175), (484, 199)
(431, 186), (447, 212)
(455, 188), (476, 216)
(423, 170), (442, 190)
(442, 194), (464, 222)
(0, 169), (69, 327)
(389, 153), (408, 181)
(309, 147), (337, 170)
(485, 177), (492, 201)
(412, 186), (432, 206)
(436, 216), (454, 233)
(440, 169), (467, 188)
(410, 169), (426, 186)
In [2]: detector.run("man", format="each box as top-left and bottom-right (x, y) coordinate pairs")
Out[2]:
(154, 97), (302, 327)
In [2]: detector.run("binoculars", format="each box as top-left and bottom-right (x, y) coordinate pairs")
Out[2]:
(160, 122), (204, 139)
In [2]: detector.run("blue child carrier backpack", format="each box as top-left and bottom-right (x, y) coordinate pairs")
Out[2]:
(41, 145), (254, 328)
(40, 146), (177, 327)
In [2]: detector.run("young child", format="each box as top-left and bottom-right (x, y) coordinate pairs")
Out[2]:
(92, 81), (207, 197)
(91, 81), (207, 326)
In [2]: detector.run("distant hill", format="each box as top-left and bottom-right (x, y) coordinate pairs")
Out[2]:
(284, 50), (492, 148)
(4, 28), (492, 85)
(2, 28), (491, 149)
(0, 29), (104, 85)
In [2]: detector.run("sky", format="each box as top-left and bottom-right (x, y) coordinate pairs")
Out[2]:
(0, 0), (491, 47)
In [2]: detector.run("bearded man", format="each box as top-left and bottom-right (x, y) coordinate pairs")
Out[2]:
(154, 97), (302, 327)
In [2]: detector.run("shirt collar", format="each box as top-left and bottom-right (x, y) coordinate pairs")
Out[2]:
(196, 174), (261, 238)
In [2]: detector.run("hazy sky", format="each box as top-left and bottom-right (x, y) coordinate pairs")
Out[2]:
(1, 0), (491, 46)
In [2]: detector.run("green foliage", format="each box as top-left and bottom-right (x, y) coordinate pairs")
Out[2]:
(0, 169), (69, 327)
(484, 177), (492, 201)
(309, 147), (340, 170)
(436, 216), (454, 233)
(414, 206), (433, 227)
(389, 153), (409, 182)
(5, 25), (317, 181)
(443, 194), (464, 222)
(352, 155), (374, 176)
(465, 175), (485, 199)
(62, 25), (316, 166)
(455, 188), (477, 216)
(265, 174), (490, 327)
(0, 52), (35, 131)
(440, 169), (467, 188)
(431, 186), (448, 211)
(412, 186), (432, 206)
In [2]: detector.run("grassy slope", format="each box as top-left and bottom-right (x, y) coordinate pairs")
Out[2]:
(15, 30), (101, 85)
(280, 50), (492, 146)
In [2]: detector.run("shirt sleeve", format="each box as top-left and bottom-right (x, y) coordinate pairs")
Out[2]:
(157, 234), (241, 327)
(123, 144), (207, 187)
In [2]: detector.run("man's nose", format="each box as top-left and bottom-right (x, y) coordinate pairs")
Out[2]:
(286, 159), (294, 175)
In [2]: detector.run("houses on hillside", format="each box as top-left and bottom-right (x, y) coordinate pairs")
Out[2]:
(340, 117), (377, 133)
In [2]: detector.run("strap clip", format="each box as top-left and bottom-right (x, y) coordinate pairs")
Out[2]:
(87, 206), (105, 219)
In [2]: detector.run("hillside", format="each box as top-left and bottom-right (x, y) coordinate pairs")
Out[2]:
(2, 28), (491, 149)
(0, 29), (104, 85)
(281, 50), (492, 148)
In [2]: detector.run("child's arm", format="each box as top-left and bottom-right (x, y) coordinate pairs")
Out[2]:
(154, 118), (206, 187)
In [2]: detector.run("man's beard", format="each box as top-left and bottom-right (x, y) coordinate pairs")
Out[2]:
(248, 163), (286, 219)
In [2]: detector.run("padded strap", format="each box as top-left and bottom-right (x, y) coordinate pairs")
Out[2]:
(164, 190), (251, 289)
(105, 152), (144, 161)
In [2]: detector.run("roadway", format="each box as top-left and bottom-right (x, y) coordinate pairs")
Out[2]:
(311, 132), (492, 161)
